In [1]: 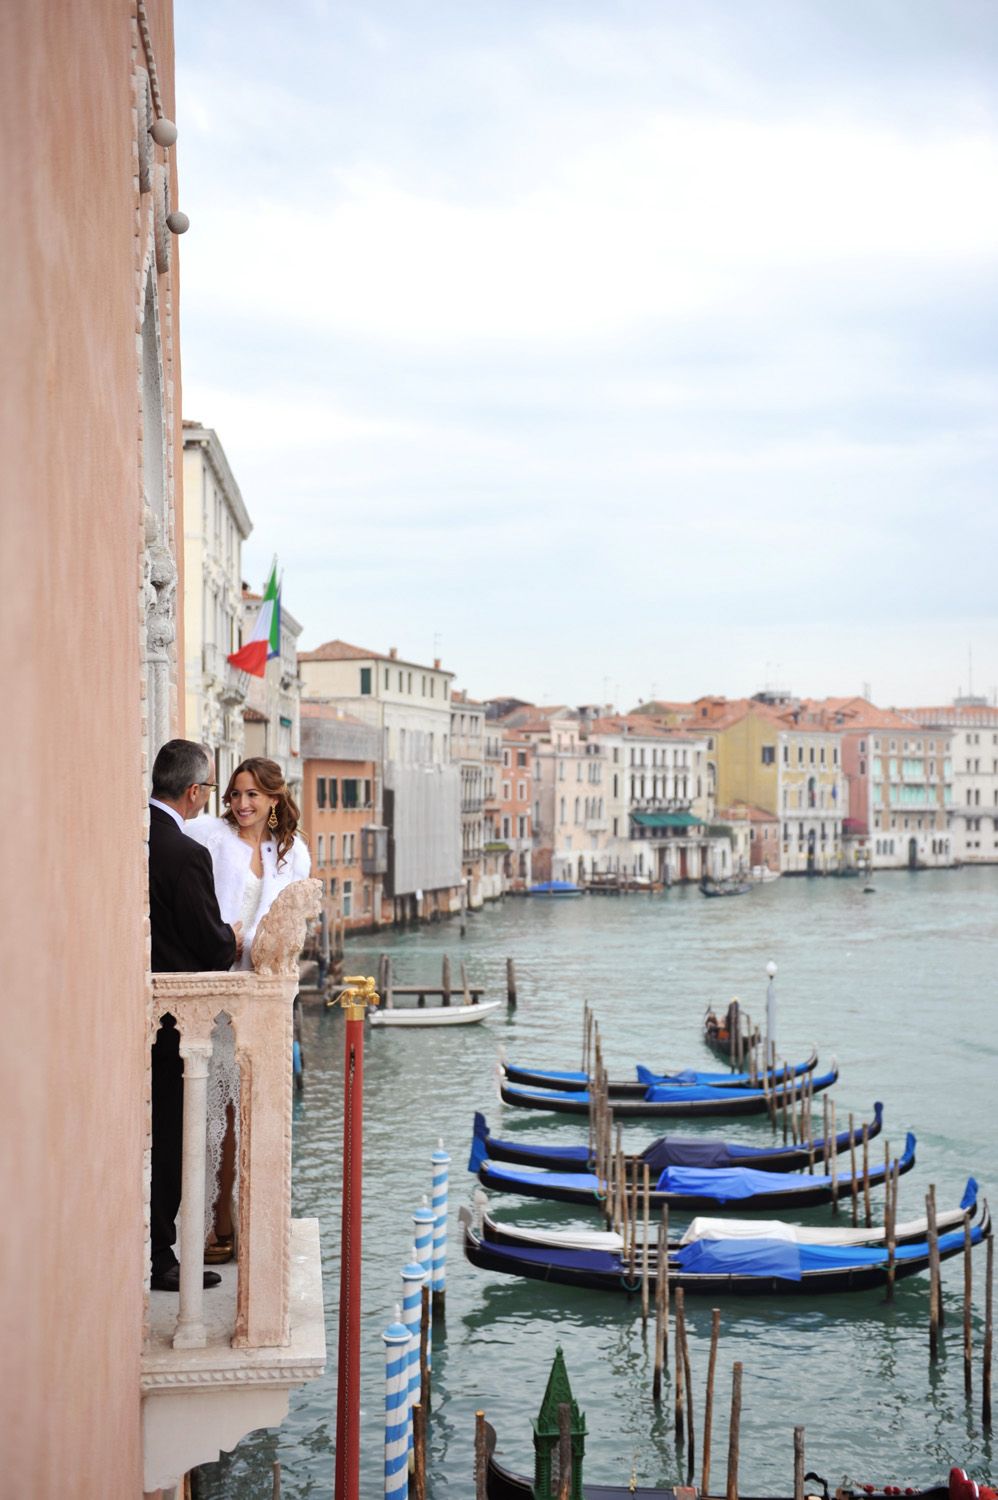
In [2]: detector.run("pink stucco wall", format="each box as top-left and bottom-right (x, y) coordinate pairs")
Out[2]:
(0, 1), (180, 1492)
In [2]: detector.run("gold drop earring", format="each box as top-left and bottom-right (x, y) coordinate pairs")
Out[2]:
(268, 805), (279, 830)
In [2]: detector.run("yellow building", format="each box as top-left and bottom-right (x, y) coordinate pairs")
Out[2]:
(692, 696), (844, 873)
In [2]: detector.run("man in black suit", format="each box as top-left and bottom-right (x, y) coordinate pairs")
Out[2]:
(148, 739), (242, 1292)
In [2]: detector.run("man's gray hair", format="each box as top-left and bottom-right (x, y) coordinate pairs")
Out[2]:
(152, 739), (213, 801)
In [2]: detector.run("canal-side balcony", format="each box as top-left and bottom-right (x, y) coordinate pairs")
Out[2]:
(142, 881), (325, 1497)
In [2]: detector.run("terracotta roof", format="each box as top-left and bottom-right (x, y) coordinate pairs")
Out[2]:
(900, 704), (998, 725)
(590, 715), (674, 738)
(300, 700), (368, 725)
(298, 638), (383, 662)
(797, 697), (916, 731)
(720, 802), (779, 824)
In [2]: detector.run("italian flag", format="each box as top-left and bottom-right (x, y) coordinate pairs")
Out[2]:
(228, 562), (281, 677)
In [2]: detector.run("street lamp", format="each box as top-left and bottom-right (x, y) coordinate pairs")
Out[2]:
(765, 961), (777, 1072)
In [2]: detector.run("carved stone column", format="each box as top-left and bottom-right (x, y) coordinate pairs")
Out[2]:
(173, 1033), (212, 1350)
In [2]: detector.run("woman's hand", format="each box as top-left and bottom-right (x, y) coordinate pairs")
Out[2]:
(231, 920), (244, 961)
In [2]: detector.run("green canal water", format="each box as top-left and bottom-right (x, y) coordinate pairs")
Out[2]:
(200, 868), (997, 1498)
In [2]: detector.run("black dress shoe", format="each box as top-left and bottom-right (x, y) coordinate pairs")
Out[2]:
(151, 1264), (222, 1291)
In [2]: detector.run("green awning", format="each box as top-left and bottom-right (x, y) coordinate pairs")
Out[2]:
(631, 812), (704, 829)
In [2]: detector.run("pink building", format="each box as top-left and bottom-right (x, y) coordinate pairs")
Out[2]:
(2, 8), (323, 1494)
(3, 2), (185, 1490)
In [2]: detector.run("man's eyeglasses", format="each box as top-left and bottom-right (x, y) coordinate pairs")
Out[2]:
(199, 781), (219, 791)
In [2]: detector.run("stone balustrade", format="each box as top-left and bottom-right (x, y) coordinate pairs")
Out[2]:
(142, 878), (324, 1494)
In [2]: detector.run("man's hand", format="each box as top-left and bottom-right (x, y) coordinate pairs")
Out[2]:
(231, 920), (244, 961)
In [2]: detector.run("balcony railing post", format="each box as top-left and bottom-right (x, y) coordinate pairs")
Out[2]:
(173, 1037), (213, 1350)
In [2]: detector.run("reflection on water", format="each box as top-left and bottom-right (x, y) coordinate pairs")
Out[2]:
(199, 869), (997, 1497)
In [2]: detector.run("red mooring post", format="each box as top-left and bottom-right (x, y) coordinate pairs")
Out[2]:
(335, 976), (380, 1500)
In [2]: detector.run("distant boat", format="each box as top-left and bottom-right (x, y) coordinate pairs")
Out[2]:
(368, 999), (502, 1028)
(700, 877), (752, 897)
(528, 880), (583, 897)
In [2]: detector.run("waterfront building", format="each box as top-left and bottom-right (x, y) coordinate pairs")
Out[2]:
(900, 698), (998, 864)
(181, 422), (253, 810)
(720, 802), (780, 873)
(481, 721), (507, 898)
(241, 588), (304, 805)
(802, 697), (952, 870)
(2, 4), (322, 1492)
(500, 728), (534, 890)
(450, 689), (486, 906)
(590, 715), (725, 882)
(300, 702), (385, 929)
(690, 695), (845, 874)
(298, 641), (461, 921)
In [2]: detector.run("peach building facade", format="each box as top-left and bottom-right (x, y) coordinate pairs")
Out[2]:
(300, 703), (385, 930)
(2, 1), (185, 1491)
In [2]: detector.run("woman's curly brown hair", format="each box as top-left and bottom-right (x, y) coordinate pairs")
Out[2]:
(222, 757), (304, 868)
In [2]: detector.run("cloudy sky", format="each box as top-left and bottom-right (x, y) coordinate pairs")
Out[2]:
(175, 0), (998, 709)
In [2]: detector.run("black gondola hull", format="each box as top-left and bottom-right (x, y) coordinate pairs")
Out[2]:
(475, 1102), (884, 1174)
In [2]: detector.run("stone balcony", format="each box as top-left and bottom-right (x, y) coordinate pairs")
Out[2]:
(202, 642), (250, 708)
(141, 880), (325, 1497)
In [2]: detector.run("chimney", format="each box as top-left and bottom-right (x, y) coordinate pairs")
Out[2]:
(388, 647), (398, 660)
(433, 658), (441, 669)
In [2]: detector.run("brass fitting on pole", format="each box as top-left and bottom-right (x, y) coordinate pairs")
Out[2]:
(337, 975), (380, 1021)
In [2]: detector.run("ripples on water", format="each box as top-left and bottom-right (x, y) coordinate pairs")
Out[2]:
(199, 869), (997, 1497)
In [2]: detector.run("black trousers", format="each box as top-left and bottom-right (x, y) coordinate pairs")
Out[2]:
(150, 1017), (184, 1274)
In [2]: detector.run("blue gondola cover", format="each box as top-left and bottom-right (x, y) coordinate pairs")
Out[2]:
(655, 1164), (833, 1199)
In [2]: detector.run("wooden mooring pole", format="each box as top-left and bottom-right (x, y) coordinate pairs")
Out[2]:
(793, 1428), (805, 1500)
(652, 1218), (666, 1402)
(862, 1123), (871, 1228)
(506, 956), (517, 1007)
(927, 1189), (941, 1360)
(849, 1112), (858, 1227)
(726, 1362), (743, 1500)
(702, 1308), (721, 1497)
(641, 1163), (651, 1329)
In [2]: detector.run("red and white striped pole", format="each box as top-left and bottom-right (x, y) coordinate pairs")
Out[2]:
(334, 976), (380, 1500)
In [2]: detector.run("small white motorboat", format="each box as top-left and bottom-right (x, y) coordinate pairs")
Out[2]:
(368, 998), (503, 1028)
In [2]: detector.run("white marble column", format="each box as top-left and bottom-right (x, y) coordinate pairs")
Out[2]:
(173, 1039), (212, 1350)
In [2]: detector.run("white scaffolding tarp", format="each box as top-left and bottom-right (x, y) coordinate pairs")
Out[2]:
(386, 761), (462, 895)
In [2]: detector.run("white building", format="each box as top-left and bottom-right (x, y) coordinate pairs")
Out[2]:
(298, 641), (461, 920)
(450, 690), (486, 906)
(241, 592), (304, 804)
(590, 715), (727, 883)
(181, 422), (253, 808)
(903, 699), (998, 864)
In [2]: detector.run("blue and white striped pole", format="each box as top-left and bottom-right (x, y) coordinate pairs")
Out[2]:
(382, 1306), (410, 1500)
(431, 1140), (450, 1312)
(401, 1250), (426, 1464)
(413, 1195), (435, 1371)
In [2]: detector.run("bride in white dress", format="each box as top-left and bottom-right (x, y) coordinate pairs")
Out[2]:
(184, 757), (311, 1258)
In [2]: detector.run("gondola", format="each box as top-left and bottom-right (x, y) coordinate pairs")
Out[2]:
(482, 1391), (985, 1500)
(703, 999), (760, 1057)
(469, 1102), (885, 1176)
(499, 1062), (839, 1118)
(502, 1044), (818, 1096)
(476, 1129), (915, 1211)
(700, 877), (752, 896)
(471, 1177), (980, 1254)
(461, 1192), (989, 1297)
